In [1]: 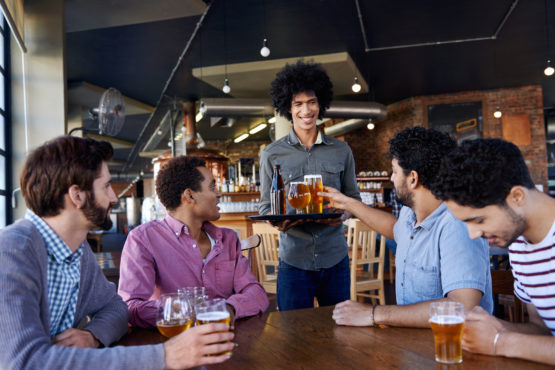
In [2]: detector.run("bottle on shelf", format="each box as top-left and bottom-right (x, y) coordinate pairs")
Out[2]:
(270, 164), (286, 215)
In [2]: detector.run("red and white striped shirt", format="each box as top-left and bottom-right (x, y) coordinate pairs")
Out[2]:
(508, 220), (555, 335)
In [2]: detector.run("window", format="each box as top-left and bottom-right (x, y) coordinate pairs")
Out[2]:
(0, 16), (10, 227)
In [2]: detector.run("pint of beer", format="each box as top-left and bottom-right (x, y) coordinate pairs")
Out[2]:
(156, 293), (193, 338)
(194, 298), (233, 356)
(287, 182), (311, 213)
(304, 174), (323, 213)
(429, 302), (465, 364)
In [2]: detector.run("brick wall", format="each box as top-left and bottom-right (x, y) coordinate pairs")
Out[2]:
(344, 85), (548, 188)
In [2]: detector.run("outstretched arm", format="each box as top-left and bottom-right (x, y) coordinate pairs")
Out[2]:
(319, 186), (396, 240)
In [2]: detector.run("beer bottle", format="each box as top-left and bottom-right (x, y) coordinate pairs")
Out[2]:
(271, 165), (286, 214)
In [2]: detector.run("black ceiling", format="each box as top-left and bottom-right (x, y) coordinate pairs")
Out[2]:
(66, 0), (555, 174)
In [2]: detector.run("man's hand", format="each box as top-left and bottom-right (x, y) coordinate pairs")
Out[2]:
(163, 323), (234, 369)
(332, 300), (374, 326)
(319, 186), (355, 211)
(51, 328), (100, 348)
(462, 306), (505, 356)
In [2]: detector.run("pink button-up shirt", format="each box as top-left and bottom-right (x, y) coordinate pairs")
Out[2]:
(118, 215), (269, 327)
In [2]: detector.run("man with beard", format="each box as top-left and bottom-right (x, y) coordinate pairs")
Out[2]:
(431, 138), (555, 366)
(0, 136), (234, 369)
(118, 155), (268, 327)
(319, 127), (492, 328)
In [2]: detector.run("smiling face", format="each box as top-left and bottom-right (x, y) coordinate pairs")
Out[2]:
(391, 159), (414, 208)
(289, 91), (319, 133)
(445, 200), (527, 248)
(190, 166), (221, 222)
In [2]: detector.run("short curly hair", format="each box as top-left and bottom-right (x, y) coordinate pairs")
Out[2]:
(388, 127), (456, 190)
(156, 156), (206, 211)
(431, 139), (534, 208)
(270, 60), (333, 121)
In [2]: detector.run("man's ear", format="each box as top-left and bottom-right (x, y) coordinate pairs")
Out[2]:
(507, 186), (526, 207)
(182, 189), (195, 205)
(67, 185), (85, 209)
(408, 170), (419, 189)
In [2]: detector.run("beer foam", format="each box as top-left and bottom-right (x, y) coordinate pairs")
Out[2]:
(430, 315), (465, 324)
(196, 311), (230, 321)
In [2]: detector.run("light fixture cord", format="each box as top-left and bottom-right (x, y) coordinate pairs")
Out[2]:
(546, 0), (550, 58)
(224, 0), (228, 79)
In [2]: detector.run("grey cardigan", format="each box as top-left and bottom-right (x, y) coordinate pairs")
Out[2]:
(0, 219), (165, 369)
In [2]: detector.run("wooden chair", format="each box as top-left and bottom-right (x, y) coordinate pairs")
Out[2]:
(491, 269), (526, 323)
(240, 234), (262, 277)
(252, 222), (280, 294)
(347, 219), (386, 305)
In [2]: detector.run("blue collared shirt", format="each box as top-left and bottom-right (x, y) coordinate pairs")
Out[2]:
(25, 211), (84, 337)
(393, 203), (493, 313)
(259, 128), (361, 270)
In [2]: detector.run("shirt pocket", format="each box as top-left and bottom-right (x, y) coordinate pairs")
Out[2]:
(405, 262), (442, 301)
(215, 260), (236, 295)
(280, 166), (304, 185)
(319, 162), (343, 189)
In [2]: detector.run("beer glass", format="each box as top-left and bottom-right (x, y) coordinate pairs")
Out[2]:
(156, 293), (193, 338)
(194, 298), (232, 356)
(429, 302), (465, 364)
(287, 181), (311, 214)
(304, 174), (323, 213)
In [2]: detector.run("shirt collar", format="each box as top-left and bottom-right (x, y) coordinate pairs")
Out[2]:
(164, 214), (224, 241)
(404, 202), (448, 231)
(287, 128), (330, 147)
(25, 210), (83, 264)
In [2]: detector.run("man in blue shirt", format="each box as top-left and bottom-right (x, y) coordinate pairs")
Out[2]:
(320, 127), (492, 328)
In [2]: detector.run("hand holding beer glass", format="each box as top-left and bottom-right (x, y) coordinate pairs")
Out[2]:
(429, 301), (465, 364)
(304, 174), (323, 213)
(195, 298), (233, 356)
(156, 293), (194, 338)
(287, 182), (311, 214)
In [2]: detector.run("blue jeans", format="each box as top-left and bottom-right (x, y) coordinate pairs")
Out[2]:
(277, 255), (350, 311)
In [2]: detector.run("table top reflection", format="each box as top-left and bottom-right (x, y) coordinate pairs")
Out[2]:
(115, 306), (550, 369)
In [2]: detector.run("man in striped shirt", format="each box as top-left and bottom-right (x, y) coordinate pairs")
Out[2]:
(432, 138), (555, 366)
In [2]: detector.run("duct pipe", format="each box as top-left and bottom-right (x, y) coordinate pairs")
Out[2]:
(200, 99), (274, 117)
(199, 98), (387, 121)
(321, 119), (368, 137)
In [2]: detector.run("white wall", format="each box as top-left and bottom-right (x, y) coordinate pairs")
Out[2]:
(10, 0), (66, 220)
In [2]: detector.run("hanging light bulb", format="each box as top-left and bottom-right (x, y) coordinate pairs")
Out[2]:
(260, 38), (270, 57)
(352, 77), (362, 93)
(545, 60), (555, 76)
(367, 122), (375, 130)
(222, 78), (231, 94)
(493, 107), (502, 119)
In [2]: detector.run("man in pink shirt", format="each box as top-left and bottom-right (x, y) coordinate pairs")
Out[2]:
(118, 156), (269, 327)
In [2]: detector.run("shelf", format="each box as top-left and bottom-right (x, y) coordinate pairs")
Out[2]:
(360, 189), (383, 192)
(356, 177), (390, 181)
(221, 192), (260, 196)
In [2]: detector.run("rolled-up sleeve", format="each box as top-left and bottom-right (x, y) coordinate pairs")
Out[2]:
(225, 239), (269, 318)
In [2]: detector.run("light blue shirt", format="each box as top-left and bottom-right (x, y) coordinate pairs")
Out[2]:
(393, 203), (493, 314)
(25, 210), (83, 337)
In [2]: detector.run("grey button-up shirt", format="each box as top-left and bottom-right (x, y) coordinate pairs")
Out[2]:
(259, 128), (361, 270)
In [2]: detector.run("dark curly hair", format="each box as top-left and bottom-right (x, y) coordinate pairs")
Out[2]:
(388, 127), (456, 189)
(156, 156), (206, 211)
(20, 136), (113, 217)
(431, 138), (534, 208)
(270, 60), (333, 121)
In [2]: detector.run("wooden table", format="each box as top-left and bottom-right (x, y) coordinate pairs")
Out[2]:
(116, 306), (549, 369)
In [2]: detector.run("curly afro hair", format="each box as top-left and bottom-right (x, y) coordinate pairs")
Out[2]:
(430, 138), (534, 208)
(270, 60), (333, 121)
(156, 156), (206, 211)
(388, 126), (456, 190)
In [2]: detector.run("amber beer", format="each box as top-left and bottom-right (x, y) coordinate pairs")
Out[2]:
(156, 319), (193, 338)
(287, 182), (311, 213)
(429, 302), (465, 364)
(304, 174), (323, 213)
